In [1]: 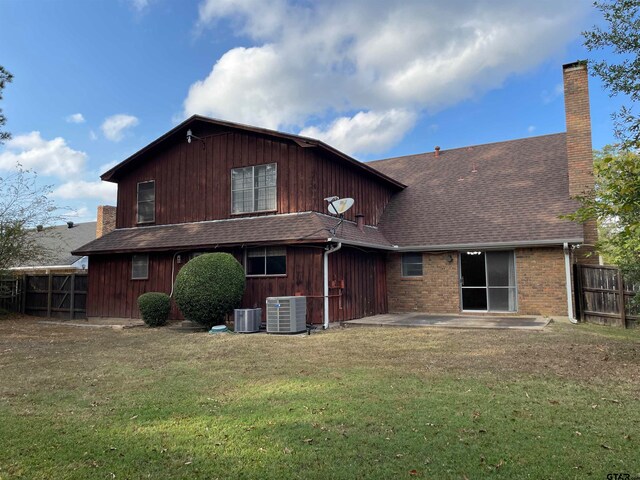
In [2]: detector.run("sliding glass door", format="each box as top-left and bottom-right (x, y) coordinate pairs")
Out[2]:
(460, 251), (517, 312)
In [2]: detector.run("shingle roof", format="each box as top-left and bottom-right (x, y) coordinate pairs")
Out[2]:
(72, 212), (392, 255)
(16, 222), (97, 267)
(368, 133), (584, 248)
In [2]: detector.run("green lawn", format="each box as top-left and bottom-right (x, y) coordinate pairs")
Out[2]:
(0, 317), (639, 479)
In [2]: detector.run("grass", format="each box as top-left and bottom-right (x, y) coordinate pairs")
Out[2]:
(0, 317), (639, 479)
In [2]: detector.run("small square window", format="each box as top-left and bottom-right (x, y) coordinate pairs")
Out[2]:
(132, 254), (149, 280)
(401, 253), (423, 277)
(231, 164), (277, 213)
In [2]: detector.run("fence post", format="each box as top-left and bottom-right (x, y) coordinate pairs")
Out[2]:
(575, 264), (585, 322)
(46, 273), (53, 318)
(70, 274), (75, 320)
(21, 275), (27, 314)
(617, 269), (627, 328)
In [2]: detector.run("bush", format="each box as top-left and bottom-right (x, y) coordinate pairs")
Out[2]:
(173, 253), (245, 328)
(138, 292), (171, 327)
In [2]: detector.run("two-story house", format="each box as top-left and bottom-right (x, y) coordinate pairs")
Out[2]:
(74, 61), (596, 325)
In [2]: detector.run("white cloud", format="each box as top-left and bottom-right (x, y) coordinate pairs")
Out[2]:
(89, 130), (98, 141)
(62, 206), (90, 219)
(0, 131), (87, 177)
(186, 0), (589, 155)
(541, 83), (564, 104)
(300, 109), (417, 156)
(52, 180), (117, 203)
(101, 114), (139, 142)
(528, 125), (536, 134)
(65, 113), (85, 124)
(130, 0), (150, 12)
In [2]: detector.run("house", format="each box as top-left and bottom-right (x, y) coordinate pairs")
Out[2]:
(73, 61), (596, 325)
(10, 206), (116, 274)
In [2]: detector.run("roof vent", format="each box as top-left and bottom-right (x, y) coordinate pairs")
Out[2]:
(67, 221), (74, 229)
(36, 225), (43, 232)
(434, 146), (441, 157)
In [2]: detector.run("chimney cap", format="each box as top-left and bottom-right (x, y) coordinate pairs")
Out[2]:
(563, 60), (588, 71)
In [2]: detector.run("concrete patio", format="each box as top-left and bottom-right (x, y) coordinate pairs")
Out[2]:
(344, 312), (552, 330)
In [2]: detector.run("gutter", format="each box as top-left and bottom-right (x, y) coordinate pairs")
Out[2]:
(323, 242), (342, 329)
(327, 237), (585, 252)
(564, 242), (578, 323)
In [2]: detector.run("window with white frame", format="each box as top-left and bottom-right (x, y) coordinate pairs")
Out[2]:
(137, 181), (155, 223)
(246, 247), (286, 276)
(231, 163), (277, 214)
(401, 253), (423, 277)
(132, 254), (149, 280)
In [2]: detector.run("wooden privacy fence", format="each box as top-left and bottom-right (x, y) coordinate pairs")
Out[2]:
(574, 264), (639, 328)
(0, 273), (87, 319)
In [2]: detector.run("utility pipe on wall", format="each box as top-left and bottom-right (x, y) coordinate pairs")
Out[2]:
(323, 242), (342, 329)
(564, 242), (578, 324)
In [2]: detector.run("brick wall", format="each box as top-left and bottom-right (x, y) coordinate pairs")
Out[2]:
(96, 205), (117, 238)
(515, 247), (567, 316)
(563, 61), (598, 264)
(386, 247), (569, 317)
(387, 252), (460, 314)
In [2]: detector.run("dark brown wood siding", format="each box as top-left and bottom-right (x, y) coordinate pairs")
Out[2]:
(86, 245), (387, 323)
(328, 246), (388, 322)
(115, 125), (396, 229)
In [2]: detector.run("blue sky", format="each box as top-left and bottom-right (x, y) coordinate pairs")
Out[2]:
(0, 0), (624, 223)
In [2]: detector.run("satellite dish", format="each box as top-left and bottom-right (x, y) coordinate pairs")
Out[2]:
(327, 197), (354, 215)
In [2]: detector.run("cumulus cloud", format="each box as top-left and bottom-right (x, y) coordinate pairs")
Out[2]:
(101, 114), (139, 142)
(65, 113), (85, 124)
(52, 180), (117, 203)
(186, 0), (588, 155)
(0, 131), (86, 177)
(300, 109), (417, 156)
(130, 0), (150, 12)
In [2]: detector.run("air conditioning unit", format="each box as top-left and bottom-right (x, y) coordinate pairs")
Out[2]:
(234, 308), (262, 333)
(266, 296), (307, 333)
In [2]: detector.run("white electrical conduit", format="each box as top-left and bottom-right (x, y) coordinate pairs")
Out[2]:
(564, 242), (578, 324)
(323, 242), (342, 329)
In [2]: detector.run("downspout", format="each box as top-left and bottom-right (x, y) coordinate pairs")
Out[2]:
(323, 242), (342, 329)
(563, 242), (578, 323)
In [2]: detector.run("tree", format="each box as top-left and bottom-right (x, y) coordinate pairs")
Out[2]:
(0, 65), (12, 144)
(569, 146), (640, 295)
(583, 1), (640, 148)
(0, 166), (59, 272)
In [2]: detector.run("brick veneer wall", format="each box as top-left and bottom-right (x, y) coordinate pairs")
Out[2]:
(386, 247), (569, 317)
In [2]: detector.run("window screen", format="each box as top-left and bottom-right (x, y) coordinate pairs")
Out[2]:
(401, 253), (423, 277)
(232, 164), (277, 213)
(137, 181), (155, 223)
(132, 254), (149, 280)
(246, 247), (286, 275)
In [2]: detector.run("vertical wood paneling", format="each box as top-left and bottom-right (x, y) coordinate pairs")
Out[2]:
(114, 125), (398, 229)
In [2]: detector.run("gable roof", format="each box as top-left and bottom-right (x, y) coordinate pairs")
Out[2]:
(15, 222), (96, 267)
(369, 133), (584, 248)
(100, 115), (405, 189)
(72, 212), (392, 255)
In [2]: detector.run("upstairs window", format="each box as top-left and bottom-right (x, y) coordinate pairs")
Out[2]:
(132, 254), (149, 280)
(246, 247), (286, 276)
(232, 163), (277, 214)
(137, 180), (155, 224)
(401, 253), (423, 277)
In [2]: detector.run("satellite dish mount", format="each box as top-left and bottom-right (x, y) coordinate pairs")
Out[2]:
(324, 196), (354, 235)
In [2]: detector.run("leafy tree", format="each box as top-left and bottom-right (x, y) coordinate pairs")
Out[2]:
(0, 65), (12, 144)
(0, 166), (59, 272)
(583, 1), (640, 147)
(569, 146), (640, 294)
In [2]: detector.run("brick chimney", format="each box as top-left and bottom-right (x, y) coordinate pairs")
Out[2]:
(563, 61), (598, 263)
(96, 205), (116, 238)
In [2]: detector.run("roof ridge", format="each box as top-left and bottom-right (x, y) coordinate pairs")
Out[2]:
(368, 132), (567, 165)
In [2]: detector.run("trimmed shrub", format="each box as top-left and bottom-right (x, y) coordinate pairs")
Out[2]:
(173, 253), (245, 328)
(138, 292), (171, 327)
